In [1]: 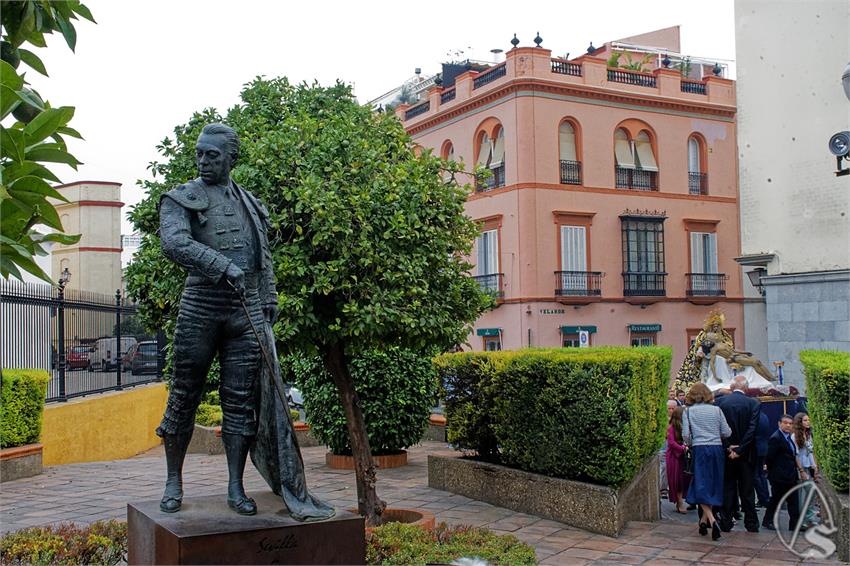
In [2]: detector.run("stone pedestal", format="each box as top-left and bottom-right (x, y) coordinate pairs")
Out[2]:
(127, 491), (364, 565)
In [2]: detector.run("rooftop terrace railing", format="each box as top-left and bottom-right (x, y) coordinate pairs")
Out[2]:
(551, 59), (582, 77)
(404, 101), (430, 120)
(681, 79), (707, 95)
(607, 69), (657, 88)
(473, 64), (506, 89)
(440, 87), (456, 104)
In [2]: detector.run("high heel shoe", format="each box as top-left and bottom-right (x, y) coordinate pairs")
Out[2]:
(711, 521), (721, 541)
(699, 521), (708, 536)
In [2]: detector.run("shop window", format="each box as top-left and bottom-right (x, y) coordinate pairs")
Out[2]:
(483, 335), (502, 351)
(630, 333), (656, 347)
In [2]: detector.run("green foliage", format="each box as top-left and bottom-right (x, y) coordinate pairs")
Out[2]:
(194, 403), (222, 427)
(800, 350), (849, 492)
(366, 522), (536, 566)
(0, 368), (48, 448)
(126, 78), (490, 359)
(290, 408), (301, 422)
(0, 1), (94, 282)
(286, 347), (437, 455)
(0, 520), (126, 566)
(435, 347), (671, 487)
(606, 50), (653, 72)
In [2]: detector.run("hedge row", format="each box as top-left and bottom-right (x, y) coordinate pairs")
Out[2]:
(435, 347), (671, 487)
(0, 369), (49, 449)
(800, 350), (849, 492)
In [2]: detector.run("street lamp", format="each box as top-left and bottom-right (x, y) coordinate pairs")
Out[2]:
(56, 267), (71, 402)
(746, 268), (766, 297)
(58, 267), (71, 290)
(831, 61), (850, 177)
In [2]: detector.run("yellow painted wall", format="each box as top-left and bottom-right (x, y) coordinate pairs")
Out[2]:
(41, 383), (166, 466)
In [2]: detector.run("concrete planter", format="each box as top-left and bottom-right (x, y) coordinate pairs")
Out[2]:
(187, 424), (223, 455)
(326, 451), (408, 470)
(351, 508), (436, 532)
(0, 443), (43, 482)
(428, 453), (659, 537)
(819, 477), (849, 562)
(293, 422), (321, 448)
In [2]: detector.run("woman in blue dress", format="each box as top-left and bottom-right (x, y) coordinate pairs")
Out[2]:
(683, 382), (731, 540)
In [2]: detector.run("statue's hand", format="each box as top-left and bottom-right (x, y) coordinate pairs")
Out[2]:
(263, 304), (278, 324)
(225, 263), (245, 295)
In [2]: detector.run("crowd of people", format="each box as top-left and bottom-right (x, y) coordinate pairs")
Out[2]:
(662, 377), (821, 541)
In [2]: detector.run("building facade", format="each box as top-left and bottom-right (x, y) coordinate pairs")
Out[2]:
(51, 181), (124, 296)
(397, 29), (743, 376)
(735, 1), (850, 391)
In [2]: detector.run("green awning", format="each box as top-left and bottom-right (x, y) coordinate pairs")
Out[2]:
(476, 328), (501, 337)
(560, 326), (597, 334)
(629, 324), (662, 333)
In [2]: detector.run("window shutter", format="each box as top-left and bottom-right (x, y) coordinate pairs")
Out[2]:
(491, 129), (505, 167)
(688, 138), (700, 173)
(560, 226), (587, 272)
(706, 233), (718, 273)
(614, 129), (636, 169)
(634, 132), (658, 171)
(477, 133), (491, 166)
(690, 232), (703, 273)
(477, 229), (498, 275)
(559, 123), (577, 161)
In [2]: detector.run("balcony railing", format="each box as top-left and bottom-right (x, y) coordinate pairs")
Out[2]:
(476, 164), (505, 192)
(615, 167), (658, 191)
(607, 69), (657, 88)
(686, 273), (728, 297)
(559, 160), (582, 185)
(404, 101), (430, 120)
(440, 88), (456, 104)
(555, 271), (603, 296)
(681, 80), (707, 95)
(623, 272), (667, 296)
(473, 64), (507, 89)
(688, 172), (708, 195)
(551, 59), (582, 77)
(473, 273), (504, 297)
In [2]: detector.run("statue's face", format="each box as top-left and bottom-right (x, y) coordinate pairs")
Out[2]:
(196, 133), (232, 185)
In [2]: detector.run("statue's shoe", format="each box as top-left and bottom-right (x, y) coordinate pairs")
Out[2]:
(228, 495), (257, 516)
(160, 495), (182, 513)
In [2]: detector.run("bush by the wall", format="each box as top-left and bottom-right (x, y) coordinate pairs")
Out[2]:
(194, 404), (222, 427)
(287, 347), (438, 455)
(366, 522), (536, 566)
(0, 369), (49, 449)
(800, 350), (849, 492)
(435, 347), (671, 487)
(0, 520), (126, 565)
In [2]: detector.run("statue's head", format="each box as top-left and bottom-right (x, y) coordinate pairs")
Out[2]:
(700, 339), (715, 355)
(196, 123), (240, 185)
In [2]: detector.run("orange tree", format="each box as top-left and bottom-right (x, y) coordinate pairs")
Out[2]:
(126, 77), (491, 525)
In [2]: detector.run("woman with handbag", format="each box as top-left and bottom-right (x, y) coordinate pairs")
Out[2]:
(683, 383), (731, 541)
(666, 405), (691, 513)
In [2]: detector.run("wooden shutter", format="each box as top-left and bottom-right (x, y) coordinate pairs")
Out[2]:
(560, 225), (587, 272)
(559, 123), (577, 161)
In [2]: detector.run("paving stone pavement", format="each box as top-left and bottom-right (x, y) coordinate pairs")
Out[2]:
(0, 441), (843, 565)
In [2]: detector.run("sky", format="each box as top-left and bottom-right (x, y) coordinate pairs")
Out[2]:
(26, 0), (736, 234)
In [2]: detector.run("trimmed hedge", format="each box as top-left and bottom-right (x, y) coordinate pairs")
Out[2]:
(287, 347), (438, 455)
(0, 520), (126, 565)
(800, 350), (849, 492)
(436, 347), (671, 487)
(0, 369), (49, 449)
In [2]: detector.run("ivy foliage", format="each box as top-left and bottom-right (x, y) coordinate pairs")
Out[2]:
(800, 350), (849, 492)
(436, 347), (671, 487)
(285, 347), (438, 455)
(0, 368), (49, 448)
(126, 78), (491, 358)
(0, 1), (95, 281)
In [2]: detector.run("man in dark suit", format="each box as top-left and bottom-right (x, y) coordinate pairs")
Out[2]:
(763, 414), (801, 531)
(715, 375), (761, 532)
(754, 410), (772, 507)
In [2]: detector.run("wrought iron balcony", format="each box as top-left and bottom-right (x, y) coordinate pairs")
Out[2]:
(473, 273), (504, 298)
(476, 164), (506, 192)
(686, 273), (728, 297)
(681, 80), (707, 95)
(404, 101), (430, 120)
(623, 272), (667, 296)
(607, 69), (657, 88)
(688, 172), (708, 195)
(615, 167), (658, 191)
(554, 271), (603, 297)
(559, 160), (582, 185)
(473, 64), (507, 89)
(551, 60), (582, 76)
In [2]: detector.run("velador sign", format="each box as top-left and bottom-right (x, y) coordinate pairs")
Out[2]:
(578, 330), (590, 347)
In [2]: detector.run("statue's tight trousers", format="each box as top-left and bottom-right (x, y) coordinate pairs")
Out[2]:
(157, 279), (264, 438)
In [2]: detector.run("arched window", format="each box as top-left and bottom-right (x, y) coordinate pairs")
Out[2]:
(687, 135), (707, 195)
(475, 123), (506, 190)
(441, 141), (455, 182)
(559, 121), (581, 184)
(614, 127), (658, 190)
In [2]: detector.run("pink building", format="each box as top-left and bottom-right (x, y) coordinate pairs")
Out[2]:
(395, 28), (741, 376)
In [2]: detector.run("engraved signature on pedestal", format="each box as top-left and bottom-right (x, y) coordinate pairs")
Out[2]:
(258, 534), (298, 554)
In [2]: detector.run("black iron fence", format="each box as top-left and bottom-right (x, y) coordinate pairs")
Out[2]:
(615, 166), (658, 191)
(404, 101), (430, 120)
(473, 273), (504, 298)
(476, 164), (506, 192)
(607, 69), (657, 88)
(681, 80), (707, 95)
(440, 88), (456, 104)
(554, 271), (603, 296)
(623, 272), (667, 296)
(688, 172), (708, 195)
(551, 59), (582, 76)
(473, 64), (507, 89)
(0, 279), (165, 403)
(559, 160), (582, 185)
(686, 273), (728, 297)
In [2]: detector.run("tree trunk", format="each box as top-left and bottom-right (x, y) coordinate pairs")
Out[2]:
(321, 341), (386, 526)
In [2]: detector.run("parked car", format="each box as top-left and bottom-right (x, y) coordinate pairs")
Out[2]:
(67, 345), (94, 370)
(127, 340), (159, 376)
(92, 336), (137, 372)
